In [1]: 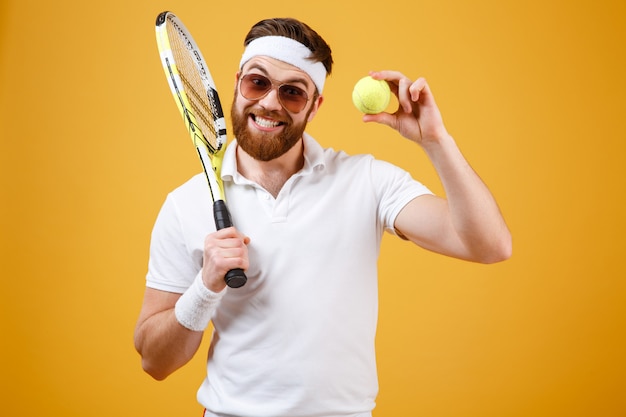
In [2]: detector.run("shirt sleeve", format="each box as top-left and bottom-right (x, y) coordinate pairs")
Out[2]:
(370, 158), (433, 236)
(145, 193), (202, 293)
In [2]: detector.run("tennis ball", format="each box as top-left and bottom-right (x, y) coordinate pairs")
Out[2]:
(352, 76), (391, 114)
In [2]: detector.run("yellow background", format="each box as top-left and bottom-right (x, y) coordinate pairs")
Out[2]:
(1, 0), (625, 415)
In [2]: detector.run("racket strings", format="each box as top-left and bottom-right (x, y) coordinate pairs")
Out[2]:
(180, 73), (219, 152)
(167, 20), (219, 152)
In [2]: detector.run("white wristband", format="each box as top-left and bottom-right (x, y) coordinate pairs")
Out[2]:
(174, 272), (226, 331)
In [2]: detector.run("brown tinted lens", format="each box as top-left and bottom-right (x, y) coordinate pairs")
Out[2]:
(277, 85), (308, 113)
(240, 74), (271, 99)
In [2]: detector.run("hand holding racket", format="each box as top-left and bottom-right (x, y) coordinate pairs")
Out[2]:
(155, 11), (247, 288)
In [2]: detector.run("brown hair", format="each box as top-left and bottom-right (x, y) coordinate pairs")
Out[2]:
(243, 18), (333, 76)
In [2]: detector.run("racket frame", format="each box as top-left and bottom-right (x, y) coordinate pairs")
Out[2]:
(155, 11), (247, 288)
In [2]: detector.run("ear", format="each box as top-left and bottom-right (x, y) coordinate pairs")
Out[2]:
(307, 95), (324, 122)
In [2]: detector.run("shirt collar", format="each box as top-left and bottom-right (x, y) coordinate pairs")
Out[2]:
(221, 132), (326, 183)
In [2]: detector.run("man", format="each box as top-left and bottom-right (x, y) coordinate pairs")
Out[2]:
(134, 17), (511, 417)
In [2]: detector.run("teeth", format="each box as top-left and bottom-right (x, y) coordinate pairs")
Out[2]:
(254, 116), (281, 128)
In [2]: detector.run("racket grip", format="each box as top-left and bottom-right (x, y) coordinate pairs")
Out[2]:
(213, 200), (248, 288)
(224, 268), (247, 288)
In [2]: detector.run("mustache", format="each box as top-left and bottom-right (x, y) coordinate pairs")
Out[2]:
(247, 107), (291, 123)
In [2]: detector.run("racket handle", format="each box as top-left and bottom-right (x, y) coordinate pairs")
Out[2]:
(224, 268), (247, 288)
(213, 200), (248, 288)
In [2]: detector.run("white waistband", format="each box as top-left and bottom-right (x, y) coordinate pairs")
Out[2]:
(204, 410), (372, 417)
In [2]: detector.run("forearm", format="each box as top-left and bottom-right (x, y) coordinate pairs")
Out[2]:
(423, 134), (512, 262)
(134, 286), (205, 381)
(135, 309), (203, 380)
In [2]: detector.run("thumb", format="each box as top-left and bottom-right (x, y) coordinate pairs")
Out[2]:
(362, 112), (397, 129)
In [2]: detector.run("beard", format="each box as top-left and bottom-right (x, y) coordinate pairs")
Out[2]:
(231, 92), (311, 162)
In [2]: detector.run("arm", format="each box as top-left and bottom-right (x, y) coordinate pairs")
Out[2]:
(134, 288), (203, 380)
(367, 71), (512, 263)
(134, 228), (249, 380)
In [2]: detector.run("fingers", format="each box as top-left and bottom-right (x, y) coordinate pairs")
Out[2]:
(409, 77), (428, 103)
(369, 70), (429, 113)
(202, 228), (250, 290)
(207, 227), (249, 263)
(364, 70), (445, 144)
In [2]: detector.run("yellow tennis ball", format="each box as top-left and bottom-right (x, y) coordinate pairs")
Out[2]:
(352, 76), (391, 114)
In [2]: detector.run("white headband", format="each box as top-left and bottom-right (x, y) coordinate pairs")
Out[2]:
(239, 36), (327, 94)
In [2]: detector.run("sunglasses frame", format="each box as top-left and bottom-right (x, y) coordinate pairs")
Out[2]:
(238, 73), (313, 114)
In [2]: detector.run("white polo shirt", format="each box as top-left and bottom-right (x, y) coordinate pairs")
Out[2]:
(146, 133), (432, 417)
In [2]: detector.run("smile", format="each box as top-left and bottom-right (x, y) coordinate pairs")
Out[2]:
(251, 114), (284, 129)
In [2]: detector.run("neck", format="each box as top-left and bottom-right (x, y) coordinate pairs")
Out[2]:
(236, 138), (305, 198)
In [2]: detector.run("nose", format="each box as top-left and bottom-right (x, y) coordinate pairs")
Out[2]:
(257, 87), (283, 112)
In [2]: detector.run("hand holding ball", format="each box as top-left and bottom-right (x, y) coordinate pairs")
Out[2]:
(352, 76), (391, 114)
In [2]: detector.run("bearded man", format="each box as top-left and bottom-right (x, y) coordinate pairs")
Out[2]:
(135, 17), (511, 417)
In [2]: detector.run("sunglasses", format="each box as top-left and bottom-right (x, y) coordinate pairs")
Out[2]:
(238, 73), (312, 114)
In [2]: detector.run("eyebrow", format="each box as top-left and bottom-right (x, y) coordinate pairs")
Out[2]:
(245, 63), (312, 89)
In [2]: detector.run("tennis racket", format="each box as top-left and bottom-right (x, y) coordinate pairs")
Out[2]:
(155, 11), (247, 288)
